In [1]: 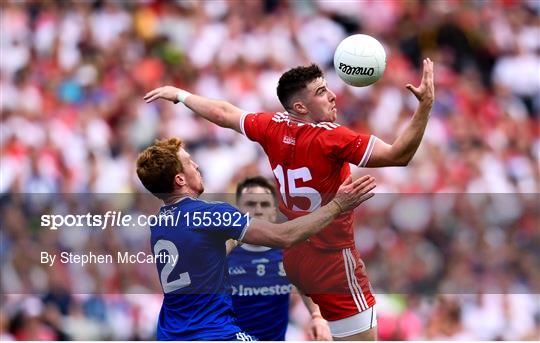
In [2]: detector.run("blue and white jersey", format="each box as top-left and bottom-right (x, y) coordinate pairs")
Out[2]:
(228, 245), (291, 341)
(150, 197), (252, 341)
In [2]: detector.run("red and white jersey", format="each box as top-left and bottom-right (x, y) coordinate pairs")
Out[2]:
(241, 111), (376, 249)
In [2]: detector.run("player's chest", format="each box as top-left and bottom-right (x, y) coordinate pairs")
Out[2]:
(228, 252), (288, 285)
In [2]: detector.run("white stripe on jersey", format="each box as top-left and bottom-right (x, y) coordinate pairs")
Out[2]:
(239, 112), (250, 136)
(272, 112), (289, 123)
(316, 123), (333, 130)
(358, 135), (377, 167)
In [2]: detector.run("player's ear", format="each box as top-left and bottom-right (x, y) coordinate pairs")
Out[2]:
(292, 100), (308, 115)
(174, 174), (186, 187)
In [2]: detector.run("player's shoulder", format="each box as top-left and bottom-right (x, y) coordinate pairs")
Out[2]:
(246, 111), (294, 123)
(171, 197), (238, 215)
(246, 111), (289, 125)
(244, 111), (281, 119)
(190, 198), (238, 211)
(309, 121), (342, 131)
(310, 121), (352, 141)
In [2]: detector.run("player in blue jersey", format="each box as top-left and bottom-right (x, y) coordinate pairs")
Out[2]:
(228, 176), (332, 341)
(135, 138), (376, 340)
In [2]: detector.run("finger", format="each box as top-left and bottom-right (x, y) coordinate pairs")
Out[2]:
(406, 84), (420, 97)
(313, 327), (322, 341)
(350, 179), (375, 198)
(356, 188), (376, 204)
(148, 91), (166, 103)
(359, 191), (375, 203)
(351, 179), (375, 199)
(350, 175), (370, 186)
(426, 58), (433, 74)
(308, 328), (316, 340)
(429, 59), (435, 82)
(339, 175), (363, 193)
(360, 181), (377, 194)
(144, 94), (161, 103)
(143, 88), (160, 100)
(146, 94), (161, 103)
(351, 175), (374, 190)
(311, 329), (318, 341)
(347, 176), (371, 193)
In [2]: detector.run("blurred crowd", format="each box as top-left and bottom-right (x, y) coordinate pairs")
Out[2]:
(1, 0), (539, 341)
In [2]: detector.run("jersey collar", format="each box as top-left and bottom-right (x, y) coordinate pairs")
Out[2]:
(240, 244), (272, 252)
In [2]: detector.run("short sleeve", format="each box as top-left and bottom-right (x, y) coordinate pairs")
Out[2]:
(319, 126), (377, 167)
(196, 202), (250, 241)
(240, 112), (274, 145)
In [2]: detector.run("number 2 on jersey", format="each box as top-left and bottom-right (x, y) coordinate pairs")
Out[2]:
(153, 239), (191, 293)
(273, 165), (322, 212)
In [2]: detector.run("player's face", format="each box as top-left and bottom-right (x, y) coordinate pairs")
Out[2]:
(177, 148), (204, 196)
(302, 77), (337, 123)
(237, 186), (277, 222)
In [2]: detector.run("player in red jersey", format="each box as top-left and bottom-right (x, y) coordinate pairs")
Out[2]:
(144, 58), (434, 340)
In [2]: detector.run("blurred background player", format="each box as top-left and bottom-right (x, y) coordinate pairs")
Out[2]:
(228, 176), (332, 341)
(143, 57), (434, 340)
(135, 137), (375, 340)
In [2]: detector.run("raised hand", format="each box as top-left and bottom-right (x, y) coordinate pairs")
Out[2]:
(333, 175), (376, 212)
(406, 58), (435, 107)
(143, 86), (183, 103)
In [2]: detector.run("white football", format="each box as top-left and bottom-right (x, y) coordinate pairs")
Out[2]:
(333, 34), (387, 87)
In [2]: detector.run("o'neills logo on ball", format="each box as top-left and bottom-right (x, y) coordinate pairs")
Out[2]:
(338, 63), (374, 76)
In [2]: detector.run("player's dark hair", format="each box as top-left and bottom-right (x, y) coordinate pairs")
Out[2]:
(236, 176), (277, 202)
(277, 64), (323, 110)
(136, 138), (183, 199)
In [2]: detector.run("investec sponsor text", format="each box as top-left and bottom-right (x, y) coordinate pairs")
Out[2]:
(231, 284), (293, 296)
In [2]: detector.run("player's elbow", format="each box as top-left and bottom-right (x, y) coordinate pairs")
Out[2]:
(273, 235), (294, 249)
(390, 148), (413, 167)
(279, 231), (309, 248)
(272, 230), (298, 249)
(395, 157), (411, 166)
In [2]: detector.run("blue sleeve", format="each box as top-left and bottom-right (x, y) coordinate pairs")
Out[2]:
(191, 202), (249, 241)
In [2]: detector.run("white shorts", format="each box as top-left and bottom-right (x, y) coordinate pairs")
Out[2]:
(327, 305), (377, 338)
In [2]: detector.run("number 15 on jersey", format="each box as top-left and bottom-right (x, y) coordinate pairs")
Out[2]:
(273, 165), (321, 212)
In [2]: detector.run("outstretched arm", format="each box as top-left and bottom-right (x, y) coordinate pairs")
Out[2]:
(241, 175), (376, 248)
(143, 86), (245, 133)
(367, 58), (435, 167)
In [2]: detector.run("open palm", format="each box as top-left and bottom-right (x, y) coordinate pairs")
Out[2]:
(406, 58), (435, 106)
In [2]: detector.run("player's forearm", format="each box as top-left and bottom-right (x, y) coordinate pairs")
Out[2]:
(183, 95), (242, 132)
(390, 102), (432, 166)
(144, 85), (243, 132)
(300, 293), (322, 318)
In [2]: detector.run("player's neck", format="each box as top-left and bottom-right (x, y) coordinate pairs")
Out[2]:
(287, 111), (316, 124)
(163, 186), (202, 205)
(163, 193), (191, 206)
